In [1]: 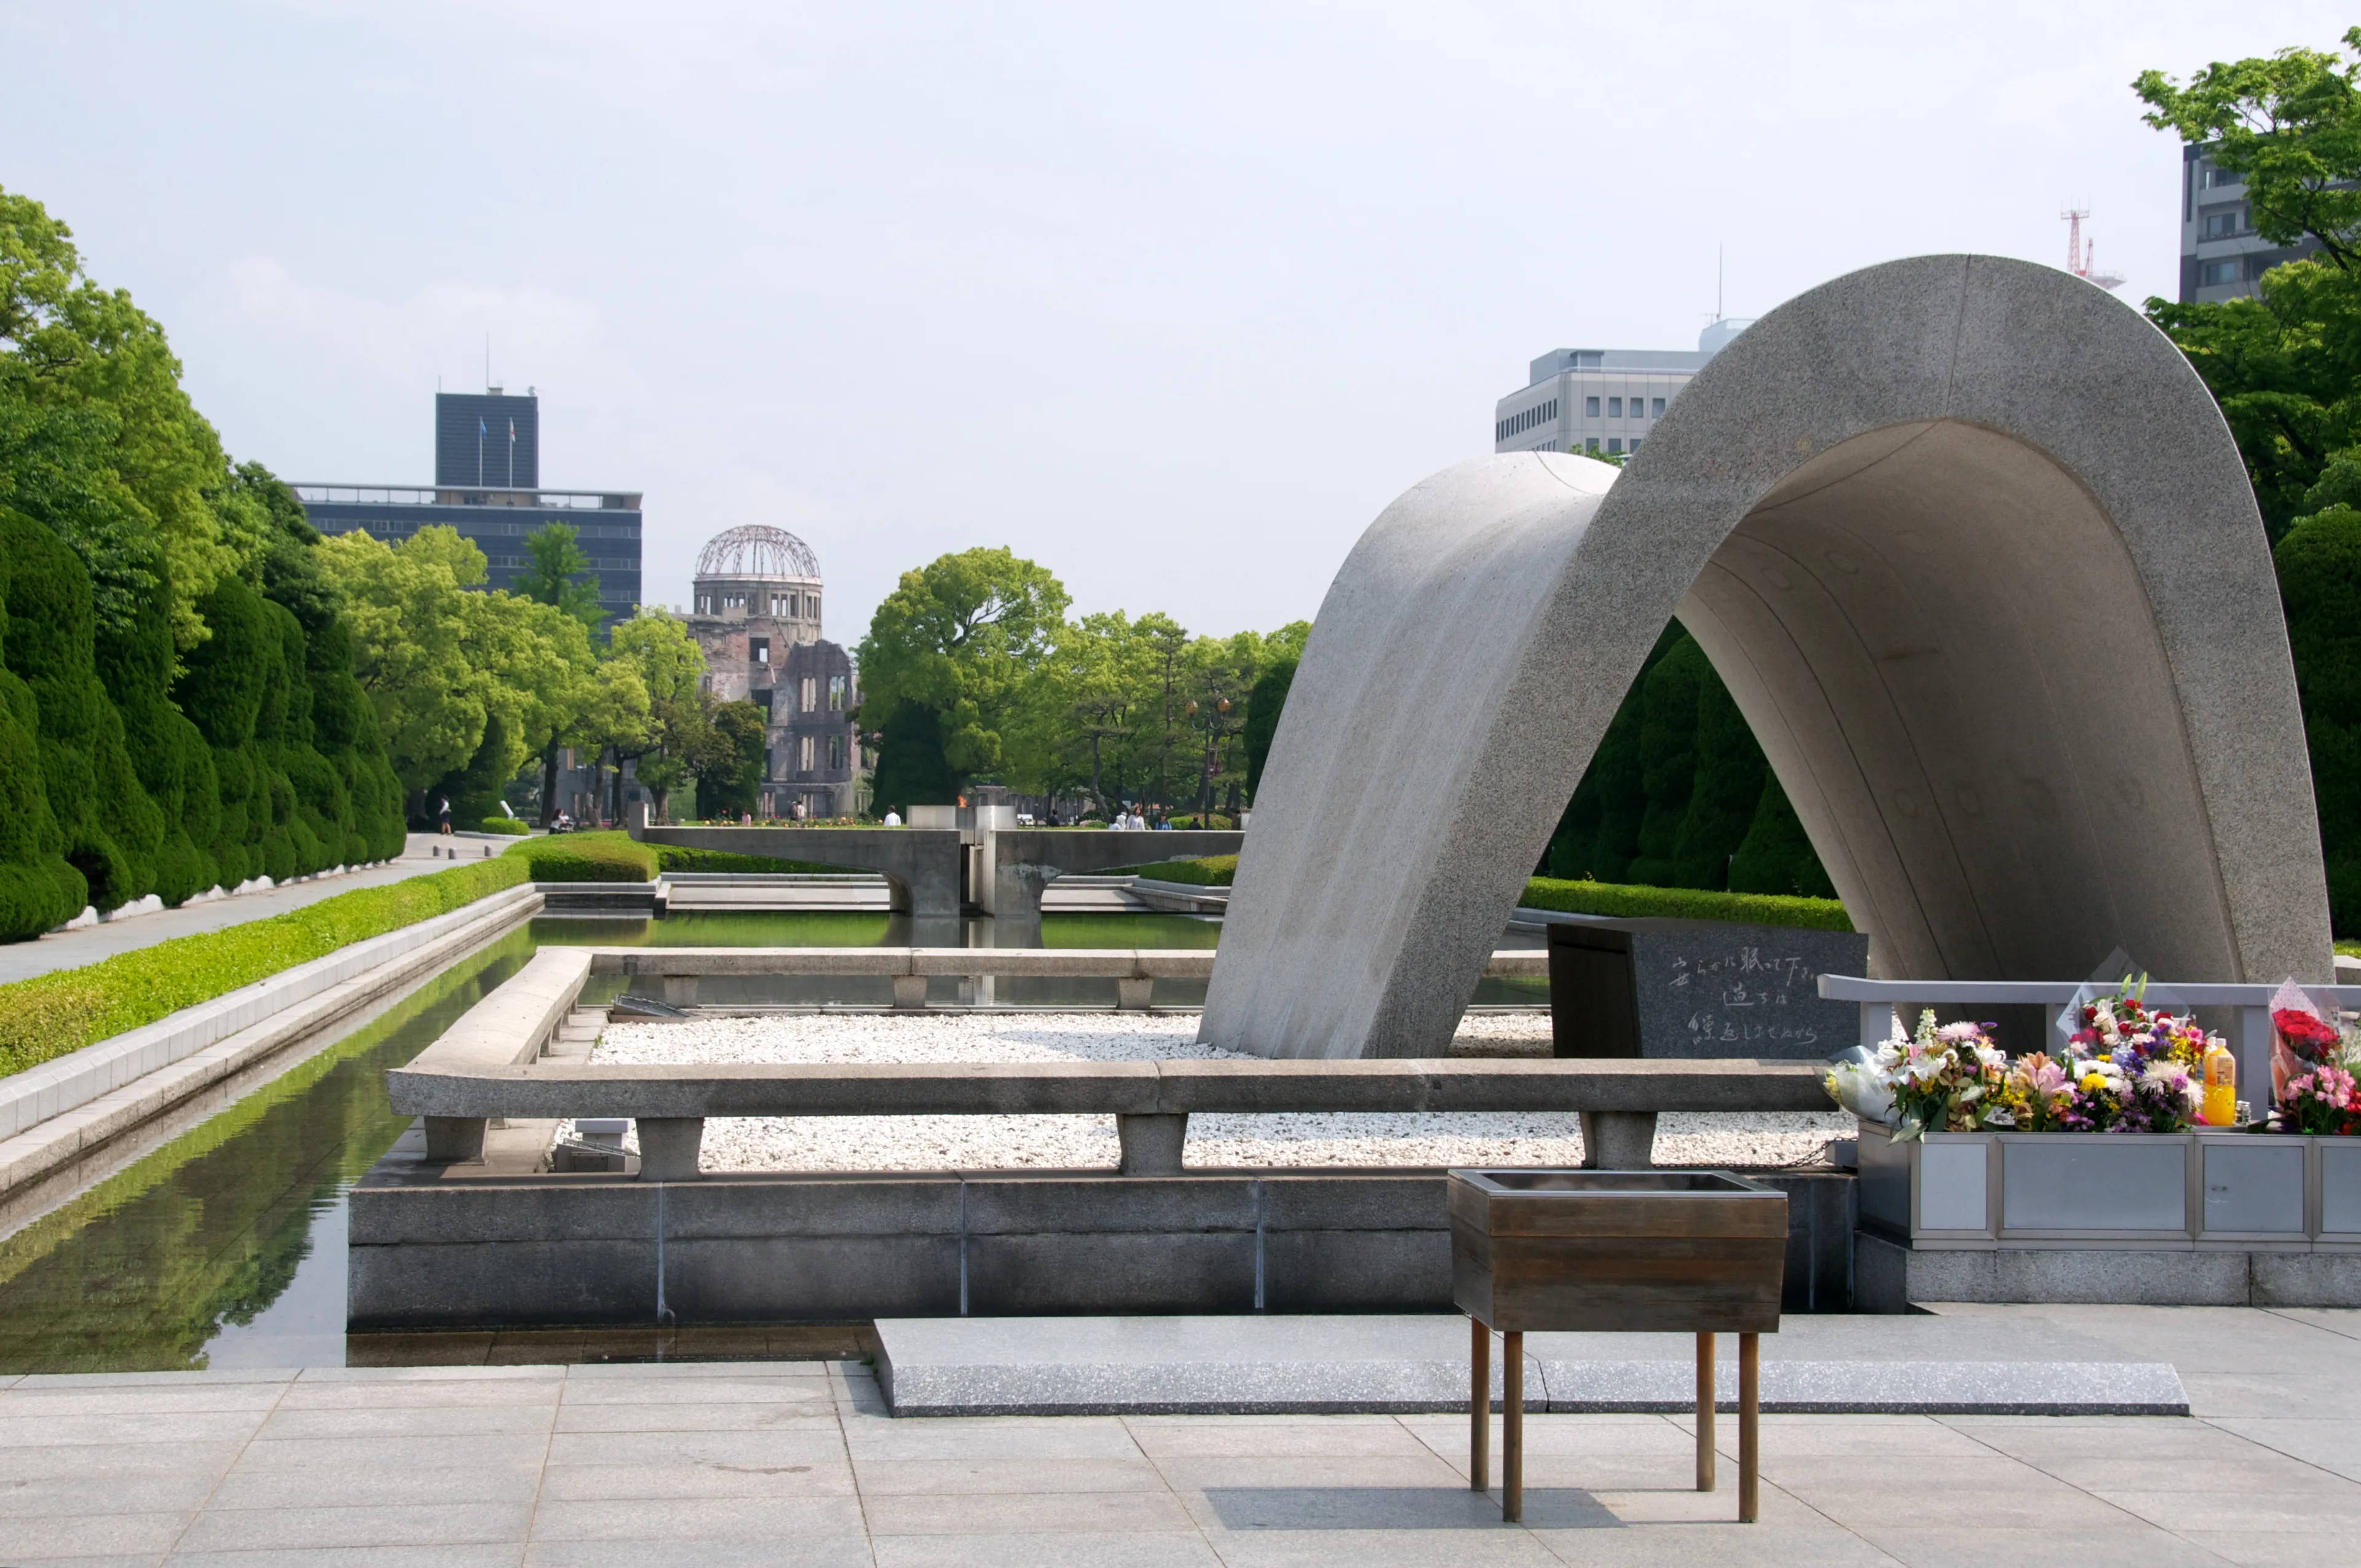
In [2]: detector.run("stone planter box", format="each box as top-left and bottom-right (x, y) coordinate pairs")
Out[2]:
(1856, 1119), (2361, 1249)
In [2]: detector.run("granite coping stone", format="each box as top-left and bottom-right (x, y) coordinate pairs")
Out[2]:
(386, 1055), (1830, 1120)
(873, 1314), (2191, 1418)
(580, 947), (1536, 980)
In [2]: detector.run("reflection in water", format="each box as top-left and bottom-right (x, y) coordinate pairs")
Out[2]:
(0, 931), (534, 1374)
(0, 911), (1265, 1372)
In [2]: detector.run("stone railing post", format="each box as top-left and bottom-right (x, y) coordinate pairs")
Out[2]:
(638, 1118), (705, 1181)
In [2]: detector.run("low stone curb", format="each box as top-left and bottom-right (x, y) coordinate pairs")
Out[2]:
(0, 885), (542, 1207)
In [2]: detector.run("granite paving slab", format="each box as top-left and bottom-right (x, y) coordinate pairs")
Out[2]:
(0, 1312), (2351, 1564)
(873, 1313), (2189, 1416)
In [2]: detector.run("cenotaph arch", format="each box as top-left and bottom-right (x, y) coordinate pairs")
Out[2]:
(1201, 255), (2334, 1060)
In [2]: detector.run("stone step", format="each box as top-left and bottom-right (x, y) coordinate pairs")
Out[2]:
(874, 1312), (2189, 1419)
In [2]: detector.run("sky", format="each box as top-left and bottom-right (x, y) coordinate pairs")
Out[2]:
(3, 1), (2352, 645)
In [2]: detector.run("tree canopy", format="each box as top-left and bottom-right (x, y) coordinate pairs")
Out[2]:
(2142, 30), (2361, 931)
(856, 547), (1069, 790)
(0, 183), (403, 935)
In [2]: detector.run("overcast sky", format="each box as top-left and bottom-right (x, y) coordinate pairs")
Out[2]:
(4, 2), (2350, 644)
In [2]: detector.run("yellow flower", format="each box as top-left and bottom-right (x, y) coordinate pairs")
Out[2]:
(2081, 1072), (2108, 1093)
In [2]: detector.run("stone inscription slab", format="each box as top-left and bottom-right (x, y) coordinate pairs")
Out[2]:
(1546, 917), (1867, 1060)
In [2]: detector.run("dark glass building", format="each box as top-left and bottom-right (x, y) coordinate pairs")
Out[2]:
(294, 392), (642, 627)
(435, 392), (540, 488)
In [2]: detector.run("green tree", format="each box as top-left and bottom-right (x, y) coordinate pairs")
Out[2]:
(695, 699), (770, 820)
(1623, 638), (1707, 887)
(856, 547), (1069, 794)
(1242, 658), (1294, 801)
(318, 526), (493, 794)
(2142, 31), (2361, 929)
(1670, 662), (1768, 890)
(553, 653), (651, 825)
(1134, 612), (1192, 802)
(0, 184), (401, 922)
(606, 610), (708, 823)
(1014, 611), (1154, 814)
(2277, 508), (2361, 929)
(0, 186), (238, 651)
(2137, 33), (2361, 537)
(1541, 626), (1836, 896)
(868, 702), (955, 816)
(2137, 31), (2361, 271)
(511, 521), (605, 630)
(321, 525), (595, 822)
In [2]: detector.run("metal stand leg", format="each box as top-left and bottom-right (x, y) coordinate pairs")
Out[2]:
(1469, 1317), (1489, 1494)
(1696, 1331), (1717, 1491)
(1502, 1330), (1524, 1522)
(1739, 1332), (1760, 1523)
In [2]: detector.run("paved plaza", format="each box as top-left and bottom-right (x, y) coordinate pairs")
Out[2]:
(1, 1304), (2356, 1566)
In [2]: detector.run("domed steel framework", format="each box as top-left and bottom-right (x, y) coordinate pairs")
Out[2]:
(693, 525), (820, 584)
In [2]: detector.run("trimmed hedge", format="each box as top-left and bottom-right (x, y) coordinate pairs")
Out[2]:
(1521, 876), (1853, 932)
(502, 831), (656, 882)
(648, 843), (866, 876)
(1102, 857), (1851, 930)
(478, 817), (531, 836)
(0, 856), (528, 1080)
(1112, 855), (1238, 886)
(0, 507), (405, 939)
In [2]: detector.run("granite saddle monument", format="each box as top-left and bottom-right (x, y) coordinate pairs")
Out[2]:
(1203, 253), (2335, 1061)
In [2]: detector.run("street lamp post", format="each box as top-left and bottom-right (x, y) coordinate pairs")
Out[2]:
(1184, 697), (1234, 826)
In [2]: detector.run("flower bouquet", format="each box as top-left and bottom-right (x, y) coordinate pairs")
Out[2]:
(2266, 982), (2360, 1134)
(1824, 1009), (2009, 1141)
(2025, 981), (2209, 1133)
(1827, 979), (2217, 1139)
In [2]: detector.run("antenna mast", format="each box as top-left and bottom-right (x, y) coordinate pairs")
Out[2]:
(2060, 205), (2126, 291)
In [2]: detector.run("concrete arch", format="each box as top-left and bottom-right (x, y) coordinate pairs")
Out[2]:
(1202, 254), (2333, 1060)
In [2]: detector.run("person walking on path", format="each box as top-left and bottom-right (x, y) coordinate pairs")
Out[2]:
(438, 796), (453, 836)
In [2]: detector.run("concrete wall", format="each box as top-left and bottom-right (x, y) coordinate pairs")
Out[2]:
(346, 1154), (1852, 1328)
(631, 823), (1240, 921)
(1206, 255), (2332, 1061)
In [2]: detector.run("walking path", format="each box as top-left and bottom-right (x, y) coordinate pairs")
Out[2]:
(0, 834), (515, 988)
(2, 1303), (2355, 1565)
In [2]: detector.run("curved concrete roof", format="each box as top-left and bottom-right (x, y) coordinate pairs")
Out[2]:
(1203, 254), (2332, 1060)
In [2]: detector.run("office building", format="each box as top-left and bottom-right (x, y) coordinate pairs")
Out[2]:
(1493, 319), (1747, 457)
(2179, 144), (2326, 303)
(434, 391), (540, 488)
(295, 388), (643, 626)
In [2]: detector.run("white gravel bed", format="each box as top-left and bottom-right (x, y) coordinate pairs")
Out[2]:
(585, 1012), (1849, 1173)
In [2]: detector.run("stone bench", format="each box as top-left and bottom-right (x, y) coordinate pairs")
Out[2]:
(587, 946), (1546, 1010)
(389, 1055), (1829, 1179)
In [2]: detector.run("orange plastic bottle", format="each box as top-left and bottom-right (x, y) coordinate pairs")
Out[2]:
(2202, 1042), (2237, 1127)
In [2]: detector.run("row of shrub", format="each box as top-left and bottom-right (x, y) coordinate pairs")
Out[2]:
(1, 507), (406, 941)
(499, 832), (656, 883)
(1520, 876), (1854, 932)
(0, 856), (527, 1080)
(501, 831), (858, 881)
(646, 842), (864, 876)
(1105, 855), (1853, 932)
(1112, 855), (1239, 886)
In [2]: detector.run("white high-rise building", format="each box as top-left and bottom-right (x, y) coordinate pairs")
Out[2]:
(1492, 319), (1749, 457)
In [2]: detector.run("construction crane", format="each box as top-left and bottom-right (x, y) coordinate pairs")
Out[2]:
(2062, 207), (2127, 291)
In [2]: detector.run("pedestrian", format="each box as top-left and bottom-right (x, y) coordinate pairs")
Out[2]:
(884, 809), (903, 826)
(438, 796), (452, 836)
